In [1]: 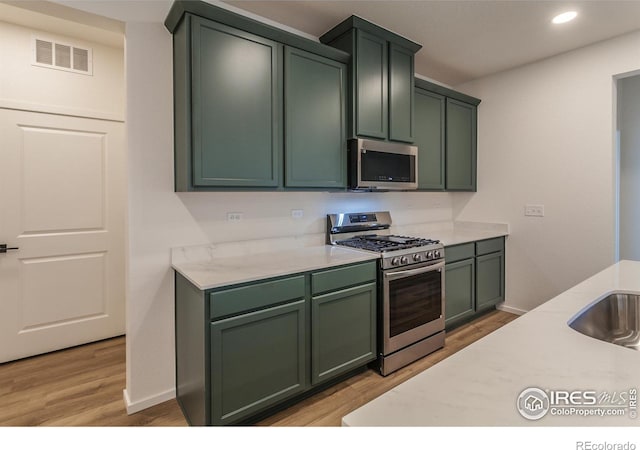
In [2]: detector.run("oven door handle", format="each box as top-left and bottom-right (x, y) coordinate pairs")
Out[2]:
(384, 261), (445, 281)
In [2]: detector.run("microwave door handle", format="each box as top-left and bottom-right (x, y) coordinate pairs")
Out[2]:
(384, 262), (444, 281)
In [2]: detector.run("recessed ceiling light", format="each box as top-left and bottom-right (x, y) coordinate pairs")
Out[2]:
(552, 11), (578, 24)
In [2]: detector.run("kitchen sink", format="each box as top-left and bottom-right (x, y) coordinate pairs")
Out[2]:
(568, 292), (640, 350)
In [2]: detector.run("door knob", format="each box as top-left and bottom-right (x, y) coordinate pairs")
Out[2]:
(0, 244), (19, 254)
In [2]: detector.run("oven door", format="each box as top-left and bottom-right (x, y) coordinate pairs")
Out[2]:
(382, 260), (445, 355)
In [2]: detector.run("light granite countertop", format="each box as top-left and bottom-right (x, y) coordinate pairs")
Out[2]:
(392, 221), (509, 247)
(342, 260), (640, 426)
(171, 221), (509, 290)
(172, 244), (379, 290)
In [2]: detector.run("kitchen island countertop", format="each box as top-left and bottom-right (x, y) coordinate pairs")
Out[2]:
(342, 260), (640, 426)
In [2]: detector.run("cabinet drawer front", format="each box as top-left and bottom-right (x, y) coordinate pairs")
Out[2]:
(311, 261), (377, 295)
(445, 243), (475, 263)
(209, 276), (305, 320)
(476, 237), (504, 256)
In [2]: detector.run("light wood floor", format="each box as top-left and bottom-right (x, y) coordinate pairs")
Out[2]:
(0, 309), (518, 426)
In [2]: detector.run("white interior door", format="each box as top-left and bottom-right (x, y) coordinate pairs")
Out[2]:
(0, 108), (125, 363)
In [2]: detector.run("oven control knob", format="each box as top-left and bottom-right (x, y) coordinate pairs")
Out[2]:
(400, 256), (409, 265)
(434, 250), (441, 258)
(426, 251), (434, 259)
(413, 253), (421, 262)
(391, 257), (401, 266)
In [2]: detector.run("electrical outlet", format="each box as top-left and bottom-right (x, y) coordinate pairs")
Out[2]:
(524, 204), (545, 217)
(226, 212), (243, 221)
(291, 209), (304, 219)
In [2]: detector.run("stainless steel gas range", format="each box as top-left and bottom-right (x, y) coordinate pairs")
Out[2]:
(327, 211), (445, 376)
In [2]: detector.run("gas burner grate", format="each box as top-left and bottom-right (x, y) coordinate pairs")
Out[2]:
(337, 235), (440, 253)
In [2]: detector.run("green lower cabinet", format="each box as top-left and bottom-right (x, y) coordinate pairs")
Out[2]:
(444, 237), (505, 329)
(444, 258), (475, 327)
(210, 300), (307, 425)
(311, 283), (377, 385)
(476, 251), (505, 311)
(175, 260), (377, 426)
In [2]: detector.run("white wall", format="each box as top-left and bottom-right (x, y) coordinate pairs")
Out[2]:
(618, 75), (640, 261)
(455, 30), (640, 313)
(0, 19), (124, 120)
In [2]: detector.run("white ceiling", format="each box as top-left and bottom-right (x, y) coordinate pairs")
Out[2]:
(223, 0), (640, 86)
(0, 0), (125, 47)
(19, 1), (640, 86)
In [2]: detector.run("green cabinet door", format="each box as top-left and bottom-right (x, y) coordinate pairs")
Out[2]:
(445, 98), (477, 191)
(389, 43), (414, 143)
(284, 47), (347, 188)
(476, 251), (505, 311)
(210, 300), (307, 425)
(311, 283), (376, 385)
(191, 16), (282, 188)
(414, 88), (445, 190)
(445, 258), (476, 328)
(355, 30), (388, 140)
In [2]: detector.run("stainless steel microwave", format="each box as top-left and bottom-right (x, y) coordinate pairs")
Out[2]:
(348, 139), (418, 190)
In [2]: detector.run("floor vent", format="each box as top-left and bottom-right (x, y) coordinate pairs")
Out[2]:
(32, 37), (93, 75)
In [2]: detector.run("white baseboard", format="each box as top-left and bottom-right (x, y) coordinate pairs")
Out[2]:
(496, 303), (528, 316)
(122, 387), (176, 415)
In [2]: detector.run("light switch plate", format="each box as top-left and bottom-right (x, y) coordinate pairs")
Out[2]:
(524, 204), (544, 217)
(226, 212), (243, 221)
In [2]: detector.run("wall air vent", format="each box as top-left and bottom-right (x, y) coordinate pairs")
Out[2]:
(35, 39), (53, 65)
(32, 37), (93, 75)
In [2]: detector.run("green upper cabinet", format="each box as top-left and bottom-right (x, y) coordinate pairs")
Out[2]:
(414, 88), (445, 190)
(446, 98), (477, 191)
(355, 31), (388, 140)
(388, 44), (415, 143)
(414, 78), (480, 192)
(320, 16), (421, 143)
(166, 1), (350, 191)
(284, 47), (347, 188)
(191, 17), (282, 188)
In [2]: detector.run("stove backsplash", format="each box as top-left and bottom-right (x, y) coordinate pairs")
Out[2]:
(176, 191), (454, 245)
